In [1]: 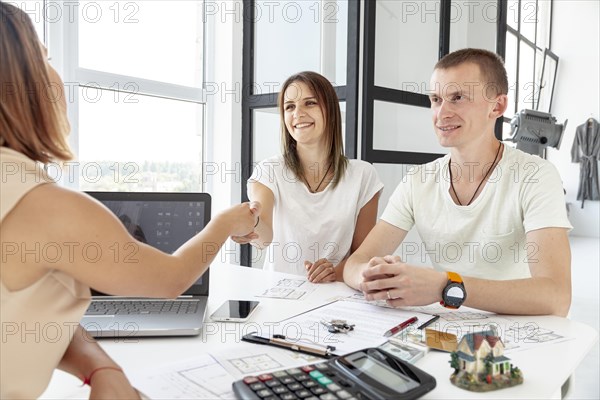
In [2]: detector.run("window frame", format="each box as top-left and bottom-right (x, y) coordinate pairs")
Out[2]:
(48, 1), (208, 190)
(502, 0), (556, 124)
(240, 0), (361, 267)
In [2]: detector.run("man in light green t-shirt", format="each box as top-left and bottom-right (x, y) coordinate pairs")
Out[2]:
(344, 48), (572, 316)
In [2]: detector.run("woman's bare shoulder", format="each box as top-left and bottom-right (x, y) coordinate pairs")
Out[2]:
(9, 184), (119, 238)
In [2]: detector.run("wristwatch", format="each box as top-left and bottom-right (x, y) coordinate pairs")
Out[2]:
(440, 271), (467, 309)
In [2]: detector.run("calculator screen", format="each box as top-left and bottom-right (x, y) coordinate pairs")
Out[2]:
(351, 354), (419, 393)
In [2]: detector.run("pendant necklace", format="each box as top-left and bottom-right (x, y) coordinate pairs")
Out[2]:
(449, 142), (502, 206)
(303, 163), (332, 193)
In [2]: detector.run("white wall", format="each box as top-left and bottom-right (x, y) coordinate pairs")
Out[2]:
(548, 0), (600, 237)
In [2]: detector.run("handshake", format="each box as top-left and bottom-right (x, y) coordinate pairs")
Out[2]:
(228, 201), (336, 284)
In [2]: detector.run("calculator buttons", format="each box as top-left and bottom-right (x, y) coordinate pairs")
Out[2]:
(286, 368), (302, 375)
(310, 387), (327, 395)
(318, 394), (338, 400)
(325, 384), (341, 392)
(272, 386), (289, 395)
(302, 380), (318, 388)
(309, 370), (323, 379)
(239, 362), (359, 400)
(250, 383), (266, 391)
(256, 389), (273, 398)
(295, 389), (312, 398)
(317, 376), (333, 386)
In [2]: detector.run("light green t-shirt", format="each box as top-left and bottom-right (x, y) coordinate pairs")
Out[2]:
(382, 145), (572, 280)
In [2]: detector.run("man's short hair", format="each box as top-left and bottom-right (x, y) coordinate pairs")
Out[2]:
(435, 48), (509, 96)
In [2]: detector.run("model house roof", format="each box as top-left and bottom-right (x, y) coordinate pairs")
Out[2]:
(456, 351), (476, 362)
(462, 330), (504, 352)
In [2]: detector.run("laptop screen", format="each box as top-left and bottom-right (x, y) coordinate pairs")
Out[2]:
(86, 192), (211, 296)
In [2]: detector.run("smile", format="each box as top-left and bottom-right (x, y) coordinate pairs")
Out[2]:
(294, 122), (314, 129)
(438, 125), (460, 132)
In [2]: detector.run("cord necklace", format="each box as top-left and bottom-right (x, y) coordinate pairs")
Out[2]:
(302, 163), (332, 193)
(449, 141), (502, 206)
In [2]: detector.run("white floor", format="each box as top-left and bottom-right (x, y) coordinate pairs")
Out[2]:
(565, 236), (600, 399)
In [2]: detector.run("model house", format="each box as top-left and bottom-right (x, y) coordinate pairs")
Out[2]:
(456, 331), (512, 376)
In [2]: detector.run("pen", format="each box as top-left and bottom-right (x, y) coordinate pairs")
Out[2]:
(270, 336), (332, 356)
(383, 316), (418, 337)
(417, 315), (440, 330)
(242, 332), (336, 358)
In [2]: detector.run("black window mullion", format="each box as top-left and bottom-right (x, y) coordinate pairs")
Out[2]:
(497, 0), (508, 58)
(344, 0), (360, 159)
(361, 0), (376, 162)
(495, 0), (508, 139)
(241, 0), (254, 266)
(439, 0), (451, 58)
(373, 87), (430, 108)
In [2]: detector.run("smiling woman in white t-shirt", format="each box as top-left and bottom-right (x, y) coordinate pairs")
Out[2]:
(232, 72), (383, 283)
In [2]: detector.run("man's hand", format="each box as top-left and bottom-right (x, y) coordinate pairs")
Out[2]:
(360, 255), (446, 307)
(305, 259), (336, 283)
(361, 256), (396, 281)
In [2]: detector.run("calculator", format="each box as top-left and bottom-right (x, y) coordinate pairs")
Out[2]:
(232, 347), (436, 400)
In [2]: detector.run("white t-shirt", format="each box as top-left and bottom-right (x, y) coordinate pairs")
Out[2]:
(250, 155), (384, 275)
(381, 145), (572, 280)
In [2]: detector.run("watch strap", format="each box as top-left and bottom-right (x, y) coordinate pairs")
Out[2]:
(447, 271), (463, 284)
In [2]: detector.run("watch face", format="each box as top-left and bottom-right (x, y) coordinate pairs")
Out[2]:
(443, 282), (466, 308)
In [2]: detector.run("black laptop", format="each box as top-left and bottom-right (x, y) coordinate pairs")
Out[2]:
(80, 191), (210, 337)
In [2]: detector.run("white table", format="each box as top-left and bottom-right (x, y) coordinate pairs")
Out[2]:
(42, 264), (598, 399)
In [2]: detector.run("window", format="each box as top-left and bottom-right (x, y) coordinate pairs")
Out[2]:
(28, 1), (206, 191)
(362, 0), (501, 165)
(502, 0), (556, 139)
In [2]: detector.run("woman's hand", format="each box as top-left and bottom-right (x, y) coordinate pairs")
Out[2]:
(231, 231), (259, 245)
(230, 201), (261, 244)
(221, 201), (261, 237)
(58, 326), (140, 399)
(305, 259), (337, 283)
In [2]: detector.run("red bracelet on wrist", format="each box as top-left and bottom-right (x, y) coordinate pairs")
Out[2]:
(81, 366), (124, 386)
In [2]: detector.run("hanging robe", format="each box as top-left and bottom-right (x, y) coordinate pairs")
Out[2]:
(571, 118), (600, 207)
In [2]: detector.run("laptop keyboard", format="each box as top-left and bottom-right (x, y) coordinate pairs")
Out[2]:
(86, 300), (200, 315)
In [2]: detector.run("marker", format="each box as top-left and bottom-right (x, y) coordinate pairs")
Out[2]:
(383, 316), (418, 337)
